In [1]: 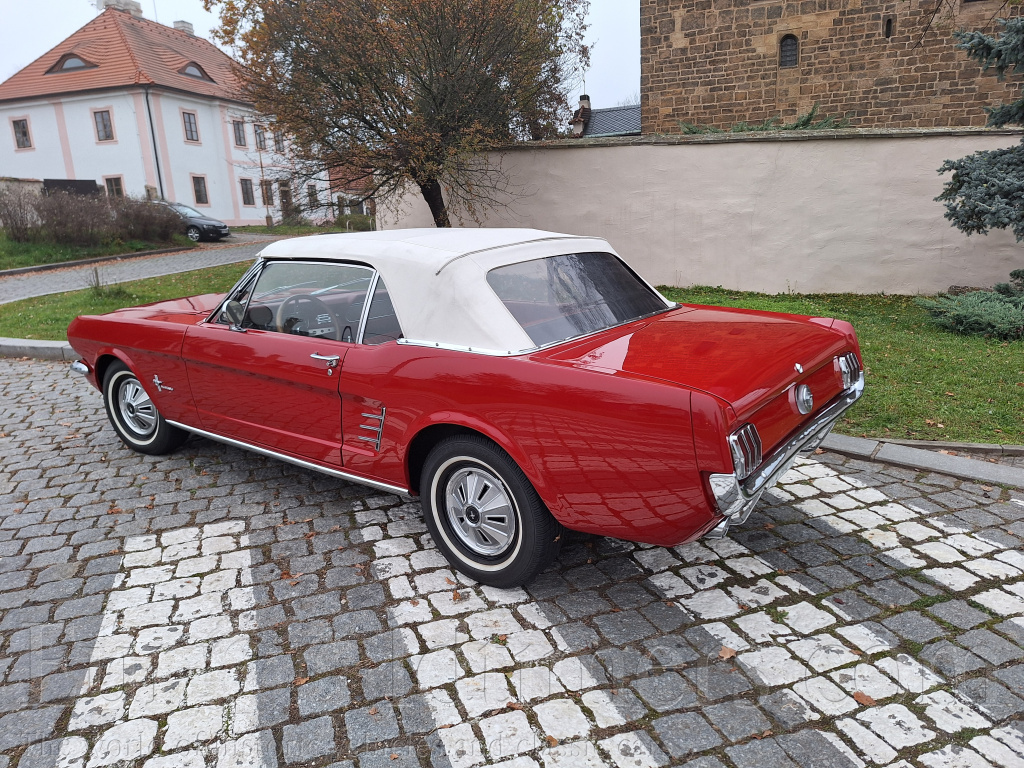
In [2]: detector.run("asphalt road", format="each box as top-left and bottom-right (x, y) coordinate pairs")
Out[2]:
(0, 237), (270, 306)
(2, 358), (1024, 768)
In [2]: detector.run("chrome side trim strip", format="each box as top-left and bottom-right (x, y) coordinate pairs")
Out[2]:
(166, 420), (409, 495)
(397, 338), (522, 357)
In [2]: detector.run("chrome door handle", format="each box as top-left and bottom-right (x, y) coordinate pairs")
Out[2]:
(310, 353), (340, 368)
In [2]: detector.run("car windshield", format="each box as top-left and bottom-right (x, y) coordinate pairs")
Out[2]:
(487, 252), (669, 347)
(171, 203), (203, 217)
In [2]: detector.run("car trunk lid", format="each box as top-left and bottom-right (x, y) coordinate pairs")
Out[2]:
(540, 305), (851, 451)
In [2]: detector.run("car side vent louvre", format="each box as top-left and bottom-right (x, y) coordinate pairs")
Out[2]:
(837, 352), (861, 390)
(728, 423), (762, 481)
(358, 407), (386, 452)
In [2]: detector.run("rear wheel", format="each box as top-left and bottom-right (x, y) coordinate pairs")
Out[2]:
(102, 362), (187, 455)
(420, 435), (562, 588)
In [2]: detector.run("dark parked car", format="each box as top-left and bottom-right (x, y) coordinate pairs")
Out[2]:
(161, 202), (230, 242)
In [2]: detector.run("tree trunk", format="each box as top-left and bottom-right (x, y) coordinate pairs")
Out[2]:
(418, 179), (451, 228)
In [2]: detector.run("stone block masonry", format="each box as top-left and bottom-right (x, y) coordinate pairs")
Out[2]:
(642, 0), (1024, 132)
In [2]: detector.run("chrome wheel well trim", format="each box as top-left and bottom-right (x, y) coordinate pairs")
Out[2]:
(166, 420), (409, 496)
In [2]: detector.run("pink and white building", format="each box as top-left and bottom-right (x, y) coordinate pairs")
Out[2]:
(0, 0), (333, 226)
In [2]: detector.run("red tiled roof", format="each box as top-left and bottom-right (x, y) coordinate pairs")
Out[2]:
(0, 8), (247, 104)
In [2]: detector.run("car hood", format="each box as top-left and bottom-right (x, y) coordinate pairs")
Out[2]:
(106, 293), (225, 321)
(541, 305), (848, 416)
(187, 215), (227, 226)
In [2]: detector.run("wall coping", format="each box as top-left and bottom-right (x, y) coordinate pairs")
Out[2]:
(503, 126), (1024, 151)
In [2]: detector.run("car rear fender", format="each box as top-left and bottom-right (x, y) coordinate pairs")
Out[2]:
(401, 412), (554, 507)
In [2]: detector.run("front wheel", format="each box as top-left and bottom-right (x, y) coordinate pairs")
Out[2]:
(186, 226), (202, 242)
(420, 435), (562, 588)
(102, 362), (187, 455)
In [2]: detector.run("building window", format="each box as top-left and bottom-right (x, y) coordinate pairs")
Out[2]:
(255, 125), (266, 150)
(12, 119), (31, 149)
(94, 110), (114, 142)
(105, 177), (124, 198)
(183, 111), (199, 142)
(261, 180), (275, 206)
(240, 179), (255, 206)
(180, 62), (214, 81)
(193, 176), (209, 205)
(780, 35), (799, 68)
(273, 130), (285, 152)
(307, 184), (318, 208)
(233, 120), (246, 147)
(883, 17), (895, 38)
(47, 54), (96, 74)
(279, 182), (293, 213)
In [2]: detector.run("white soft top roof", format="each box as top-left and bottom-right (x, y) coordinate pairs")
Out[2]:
(257, 228), (672, 354)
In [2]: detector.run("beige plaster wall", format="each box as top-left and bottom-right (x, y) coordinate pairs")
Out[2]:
(381, 132), (1024, 294)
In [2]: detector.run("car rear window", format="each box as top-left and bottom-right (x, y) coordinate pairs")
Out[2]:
(486, 252), (668, 347)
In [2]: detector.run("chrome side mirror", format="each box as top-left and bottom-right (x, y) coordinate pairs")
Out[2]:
(223, 300), (244, 326)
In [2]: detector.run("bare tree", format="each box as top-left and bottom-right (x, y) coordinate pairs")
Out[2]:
(205, 0), (590, 227)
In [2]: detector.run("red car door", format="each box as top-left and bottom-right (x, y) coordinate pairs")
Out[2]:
(180, 260), (375, 467)
(182, 323), (350, 466)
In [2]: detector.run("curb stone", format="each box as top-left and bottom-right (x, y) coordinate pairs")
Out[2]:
(0, 246), (193, 278)
(0, 337), (75, 361)
(820, 433), (1024, 489)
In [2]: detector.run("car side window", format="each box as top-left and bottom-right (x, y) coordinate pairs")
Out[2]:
(234, 261), (373, 342)
(361, 278), (403, 345)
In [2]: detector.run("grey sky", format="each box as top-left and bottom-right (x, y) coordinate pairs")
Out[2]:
(2, 1), (640, 108)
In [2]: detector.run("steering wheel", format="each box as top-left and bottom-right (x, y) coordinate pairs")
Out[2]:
(275, 294), (342, 340)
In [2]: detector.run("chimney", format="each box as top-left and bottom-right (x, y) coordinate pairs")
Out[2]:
(570, 94), (592, 137)
(173, 20), (195, 35)
(97, 0), (144, 17)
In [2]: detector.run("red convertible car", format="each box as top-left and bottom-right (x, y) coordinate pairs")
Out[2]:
(68, 229), (863, 587)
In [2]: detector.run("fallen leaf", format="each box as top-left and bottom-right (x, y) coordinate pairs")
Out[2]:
(368, 706), (379, 715)
(763, 523), (775, 530)
(294, 677), (309, 685)
(981, 486), (993, 492)
(944, 392), (956, 397)
(925, 419), (937, 426)
(545, 736), (559, 747)
(506, 701), (524, 710)
(719, 646), (737, 660)
(390, 755), (399, 761)
(410, 600), (420, 606)
(813, 448), (825, 455)
(853, 691), (876, 706)
(445, 577), (456, 585)
(452, 590), (464, 602)
(288, 580), (300, 586)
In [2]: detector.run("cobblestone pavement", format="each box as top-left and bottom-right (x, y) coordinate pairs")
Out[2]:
(0, 237), (272, 305)
(2, 358), (1024, 768)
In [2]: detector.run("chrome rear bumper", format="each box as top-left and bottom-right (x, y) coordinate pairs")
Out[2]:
(70, 360), (90, 377)
(704, 372), (865, 539)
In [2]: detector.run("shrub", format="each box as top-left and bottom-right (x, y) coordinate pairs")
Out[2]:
(111, 198), (181, 242)
(917, 271), (1024, 340)
(0, 186), (40, 242)
(34, 191), (113, 246)
(0, 191), (184, 247)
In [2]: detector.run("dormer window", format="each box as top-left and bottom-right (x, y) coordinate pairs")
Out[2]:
(180, 62), (214, 82)
(47, 54), (96, 74)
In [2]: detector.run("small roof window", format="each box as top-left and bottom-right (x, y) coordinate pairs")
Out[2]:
(47, 54), (96, 74)
(180, 62), (214, 82)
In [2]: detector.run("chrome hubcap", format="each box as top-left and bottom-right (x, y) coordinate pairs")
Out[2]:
(444, 467), (516, 557)
(117, 377), (157, 437)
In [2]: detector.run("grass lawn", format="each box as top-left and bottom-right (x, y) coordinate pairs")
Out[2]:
(662, 286), (1023, 445)
(0, 231), (193, 272)
(0, 270), (1019, 444)
(0, 262), (251, 341)
(233, 214), (374, 237)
